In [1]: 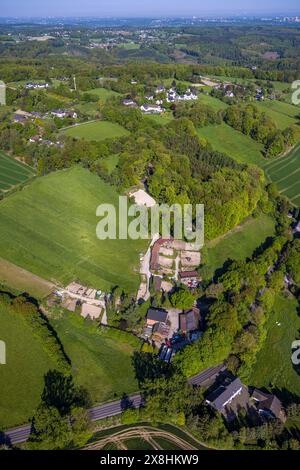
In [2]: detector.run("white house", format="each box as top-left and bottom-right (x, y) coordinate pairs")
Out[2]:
(140, 104), (164, 114)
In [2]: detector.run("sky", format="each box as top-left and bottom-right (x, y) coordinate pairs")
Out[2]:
(0, 0), (299, 18)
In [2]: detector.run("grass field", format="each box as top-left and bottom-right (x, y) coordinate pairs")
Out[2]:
(51, 313), (140, 404)
(0, 304), (56, 428)
(62, 120), (129, 141)
(199, 214), (276, 281)
(248, 294), (300, 398)
(83, 87), (121, 101)
(0, 258), (55, 299)
(144, 112), (174, 126)
(0, 167), (147, 292)
(0, 151), (35, 193)
(263, 142), (300, 207)
(256, 100), (300, 130)
(198, 94), (228, 111)
(198, 123), (266, 166)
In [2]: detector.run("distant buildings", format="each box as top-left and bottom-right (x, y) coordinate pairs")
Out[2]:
(25, 82), (49, 90)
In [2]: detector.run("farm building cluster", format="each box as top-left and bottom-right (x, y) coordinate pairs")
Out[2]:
(150, 238), (201, 287)
(53, 282), (106, 321)
(139, 237), (203, 361)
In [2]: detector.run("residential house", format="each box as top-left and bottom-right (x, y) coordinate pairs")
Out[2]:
(205, 376), (252, 422)
(251, 389), (286, 422)
(51, 109), (77, 119)
(179, 307), (200, 333)
(123, 98), (137, 107)
(155, 85), (166, 94)
(140, 104), (164, 114)
(29, 135), (41, 143)
(146, 307), (168, 327)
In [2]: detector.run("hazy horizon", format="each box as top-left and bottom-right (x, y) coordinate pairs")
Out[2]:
(0, 0), (299, 19)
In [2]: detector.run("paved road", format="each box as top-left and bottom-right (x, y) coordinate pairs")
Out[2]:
(1, 394), (143, 446)
(2, 365), (225, 446)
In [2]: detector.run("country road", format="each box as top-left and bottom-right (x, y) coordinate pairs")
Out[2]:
(1, 365), (223, 446)
(0, 394), (143, 446)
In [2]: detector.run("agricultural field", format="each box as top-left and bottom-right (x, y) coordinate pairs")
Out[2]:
(263, 143), (300, 207)
(86, 424), (209, 450)
(0, 304), (56, 428)
(248, 294), (300, 398)
(255, 100), (300, 130)
(0, 167), (147, 292)
(198, 123), (266, 166)
(62, 120), (129, 141)
(51, 313), (140, 404)
(0, 151), (35, 193)
(199, 214), (276, 281)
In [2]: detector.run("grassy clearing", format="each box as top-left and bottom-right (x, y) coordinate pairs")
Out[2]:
(198, 122), (266, 167)
(144, 112), (174, 126)
(83, 87), (121, 101)
(199, 214), (276, 281)
(0, 151), (35, 192)
(263, 142), (300, 207)
(248, 294), (300, 398)
(62, 120), (129, 142)
(0, 167), (147, 292)
(198, 93), (228, 111)
(0, 304), (56, 428)
(51, 313), (140, 404)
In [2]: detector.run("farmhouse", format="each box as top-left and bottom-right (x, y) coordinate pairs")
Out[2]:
(155, 85), (166, 94)
(140, 104), (164, 114)
(205, 376), (251, 422)
(51, 109), (77, 119)
(146, 307), (168, 327)
(26, 82), (49, 89)
(179, 307), (201, 333)
(123, 98), (137, 107)
(251, 389), (286, 422)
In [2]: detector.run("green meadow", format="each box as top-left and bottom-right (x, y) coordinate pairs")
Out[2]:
(198, 123), (266, 167)
(256, 100), (300, 130)
(0, 304), (56, 428)
(199, 214), (276, 281)
(0, 167), (147, 292)
(51, 313), (140, 405)
(62, 120), (129, 141)
(248, 294), (300, 397)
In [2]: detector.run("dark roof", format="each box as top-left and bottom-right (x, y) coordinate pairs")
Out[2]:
(188, 364), (226, 387)
(206, 377), (243, 412)
(252, 389), (285, 421)
(147, 308), (168, 324)
(180, 308), (200, 332)
(179, 271), (199, 279)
